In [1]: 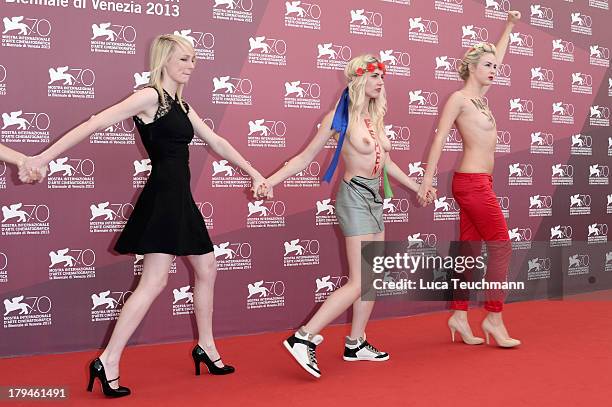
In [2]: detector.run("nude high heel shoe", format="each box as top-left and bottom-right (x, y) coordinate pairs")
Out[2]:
(447, 315), (484, 345)
(481, 318), (521, 348)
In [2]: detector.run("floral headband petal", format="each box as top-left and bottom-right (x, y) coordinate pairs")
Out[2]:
(355, 62), (386, 76)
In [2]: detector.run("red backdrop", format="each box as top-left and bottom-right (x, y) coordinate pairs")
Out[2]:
(1, 0), (611, 356)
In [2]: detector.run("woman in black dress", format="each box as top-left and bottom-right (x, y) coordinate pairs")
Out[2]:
(22, 34), (267, 397)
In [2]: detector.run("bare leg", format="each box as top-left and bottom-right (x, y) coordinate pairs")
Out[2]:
(349, 231), (384, 339)
(99, 253), (173, 387)
(187, 252), (225, 367)
(304, 231), (381, 335)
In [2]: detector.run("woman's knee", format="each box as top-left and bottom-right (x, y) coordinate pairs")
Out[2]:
(138, 264), (169, 293)
(340, 281), (362, 300)
(193, 255), (217, 281)
(142, 273), (169, 294)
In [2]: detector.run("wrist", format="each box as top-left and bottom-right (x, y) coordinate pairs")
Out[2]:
(15, 152), (27, 165)
(266, 175), (279, 188)
(38, 151), (53, 164)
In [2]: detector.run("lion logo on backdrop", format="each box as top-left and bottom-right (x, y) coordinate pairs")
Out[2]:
(285, 1), (306, 17)
(283, 239), (304, 256)
(214, 242), (236, 260)
(49, 249), (76, 268)
(91, 291), (117, 310)
(90, 202), (116, 221)
(315, 199), (334, 215)
(4, 296), (29, 316)
(2, 111), (29, 130)
(172, 286), (193, 304)
(133, 159), (152, 176)
(91, 23), (116, 41)
(247, 281), (269, 298)
(2, 16), (28, 35)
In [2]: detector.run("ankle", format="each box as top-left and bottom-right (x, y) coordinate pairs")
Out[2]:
(485, 312), (503, 325)
(298, 326), (316, 340)
(345, 336), (361, 346)
(197, 342), (216, 351)
(451, 310), (468, 321)
(346, 331), (364, 342)
(99, 352), (119, 367)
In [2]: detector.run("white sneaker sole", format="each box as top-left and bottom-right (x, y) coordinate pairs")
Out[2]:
(343, 354), (390, 362)
(283, 340), (321, 378)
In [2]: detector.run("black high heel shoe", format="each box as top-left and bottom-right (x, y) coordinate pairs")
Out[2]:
(192, 345), (235, 375)
(87, 358), (131, 398)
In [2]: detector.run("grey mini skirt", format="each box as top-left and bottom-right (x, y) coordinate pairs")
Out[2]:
(335, 176), (384, 237)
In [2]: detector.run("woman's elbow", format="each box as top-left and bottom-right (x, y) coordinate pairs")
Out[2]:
(86, 115), (105, 133)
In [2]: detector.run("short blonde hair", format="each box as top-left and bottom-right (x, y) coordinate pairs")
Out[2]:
(458, 42), (496, 81)
(148, 34), (195, 111)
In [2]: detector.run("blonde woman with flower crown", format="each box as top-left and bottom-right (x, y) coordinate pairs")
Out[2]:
(21, 34), (267, 397)
(259, 54), (422, 378)
(418, 11), (522, 348)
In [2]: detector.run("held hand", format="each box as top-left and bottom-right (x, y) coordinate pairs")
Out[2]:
(425, 188), (437, 206)
(417, 183), (437, 207)
(261, 183), (273, 200)
(19, 155), (48, 183)
(17, 157), (30, 183)
(256, 182), (269, 199)
(507, 10), (521, 24)
(251, 176), (274, 200)
(250, 176), (266, 199)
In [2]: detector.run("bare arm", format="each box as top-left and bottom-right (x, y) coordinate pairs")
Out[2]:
(422, 92), (463, 184)
(36, 88), (157, 165)
(496, 11), (521, 66)
(483, 10), (521, 95)
(20, 88), (158, 182)
(189, 106), (263, 183)
(266, 111), (335, 188)
(384, 153), (420, 193)
(0, 144), (26, 166)
(418, 92), (463, 204)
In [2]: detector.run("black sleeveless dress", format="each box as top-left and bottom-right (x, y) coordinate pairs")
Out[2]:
(114, 88), (214, 256)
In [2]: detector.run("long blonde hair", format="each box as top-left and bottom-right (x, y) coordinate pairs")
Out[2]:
(148, 34), (194, 112)
(343, 54), (387, 137)
(458, 42), (496, 81)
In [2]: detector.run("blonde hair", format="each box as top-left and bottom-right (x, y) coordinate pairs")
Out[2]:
(458, 42), (496, 81)
(343, 54), (387, 137)
(148, 34), (195, 112)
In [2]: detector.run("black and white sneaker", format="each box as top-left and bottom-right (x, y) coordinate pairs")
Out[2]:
(283, 331), (323, 378)
(343, 334), (389, 362)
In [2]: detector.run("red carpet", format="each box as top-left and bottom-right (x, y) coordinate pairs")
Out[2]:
(1, 298), (611, 406)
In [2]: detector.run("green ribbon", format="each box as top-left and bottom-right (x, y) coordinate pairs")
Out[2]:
(383, 166), (393, 199)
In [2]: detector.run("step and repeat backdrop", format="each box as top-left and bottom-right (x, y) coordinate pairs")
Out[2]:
(1, 0), (611, 356)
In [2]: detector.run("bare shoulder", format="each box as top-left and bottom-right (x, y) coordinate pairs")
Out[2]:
(123, 87), (160, 113)
(312, 110), (337, 141)
(321, 109), (335, 128)
(444, 91), (467, 113)
(132, 87), (159, 104)
(448, 90), (467, 104)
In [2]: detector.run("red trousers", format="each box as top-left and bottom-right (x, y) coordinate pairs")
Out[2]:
(450, 172), (511, 313)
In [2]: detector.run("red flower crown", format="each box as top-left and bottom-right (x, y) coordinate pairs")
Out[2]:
(355, 62), (386, 77)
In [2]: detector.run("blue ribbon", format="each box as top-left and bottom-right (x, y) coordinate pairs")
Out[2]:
(322, 87), (349, 183)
